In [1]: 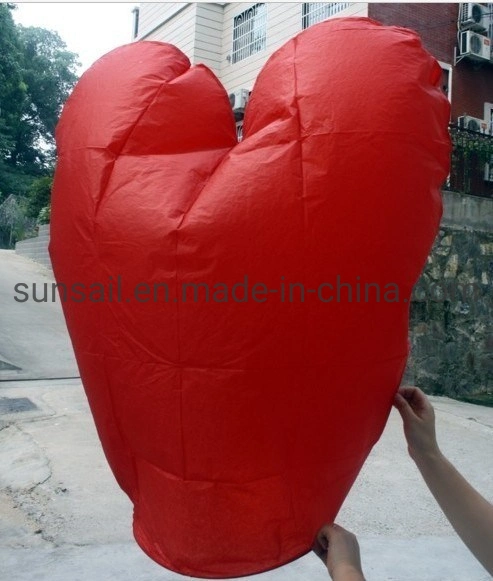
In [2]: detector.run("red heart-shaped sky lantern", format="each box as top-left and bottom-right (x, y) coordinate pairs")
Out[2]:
(50, 17), (450, 578)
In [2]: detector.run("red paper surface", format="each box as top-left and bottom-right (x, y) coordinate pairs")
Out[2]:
(50, 17), (450, 578)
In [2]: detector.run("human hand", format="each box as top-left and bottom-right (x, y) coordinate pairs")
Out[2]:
(393, 386), (441, 463)
(313, 523), (365, 581)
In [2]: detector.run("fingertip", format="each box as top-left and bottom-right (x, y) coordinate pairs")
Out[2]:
(393, 393), (414, 422)
(312, 540), (323, 559)
(316, 524), (330, 548)
(393, 392), (406, 409)
(398, 385), (416, 397)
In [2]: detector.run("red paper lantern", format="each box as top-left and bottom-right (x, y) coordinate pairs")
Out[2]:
(50, 17), (450, 578)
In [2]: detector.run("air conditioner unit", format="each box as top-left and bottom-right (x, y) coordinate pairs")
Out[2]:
(460, 3), (488, 32)
(458, 115), (489, 132)
(229, 89), (250, 111)
(459, 31), (492, 61)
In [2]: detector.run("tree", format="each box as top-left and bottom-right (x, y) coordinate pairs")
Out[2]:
(26, 175), (52, 218)
(0, 4), (79, 204)
(13, 25), (80, 167)
(0, 193), (34, 248)
(0, 4), (25, 167)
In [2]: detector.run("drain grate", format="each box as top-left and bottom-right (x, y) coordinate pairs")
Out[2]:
(0, 397), (38, 414)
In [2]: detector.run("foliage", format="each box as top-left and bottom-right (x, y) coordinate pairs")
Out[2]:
(0, 4), (79, 212)
(0, 4), (25, 165)
(0, 160), (34, 200)
(0, 194), (35, 248)
(26, 175), (53, 218)
(37, 203), (51, 225)
(447, 124), (493, 198)
(13, 25), (79, 168)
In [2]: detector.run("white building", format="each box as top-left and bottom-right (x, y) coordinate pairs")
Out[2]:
(133, 2), (368, 134)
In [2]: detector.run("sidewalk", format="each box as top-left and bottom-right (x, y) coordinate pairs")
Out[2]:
(1, 252), (492, 580)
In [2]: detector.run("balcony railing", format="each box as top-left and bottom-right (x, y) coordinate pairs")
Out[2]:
(446, 124), (493, 198)
(233, 122), (492, 198)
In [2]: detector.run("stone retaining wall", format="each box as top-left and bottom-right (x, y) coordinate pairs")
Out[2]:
(406, 225), (493, 396)
(14, 191), (493, 396)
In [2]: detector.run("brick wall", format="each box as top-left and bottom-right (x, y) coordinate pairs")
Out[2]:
(452, 58), (493, 120)
(369, 3), (493, 121)
(369, 3), (457, 62)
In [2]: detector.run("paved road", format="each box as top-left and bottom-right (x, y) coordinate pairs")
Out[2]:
(0, 250), (78, 381)
(0, 377), (492, 581)
(0, 250), (492, 580)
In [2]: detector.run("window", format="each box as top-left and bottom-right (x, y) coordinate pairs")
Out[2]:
(236, 121), (244, 142)
(302, 3), (350, 29)
(489, 3), (493, 42)
(232, 3), (267, 64)
(484, 156), (493, 182)
(485, 102), (493, 134)
(440, 68), (450, 97)
(132, 7), (139, 39)
(483, 103), (493, 182)
(438, 62), (452, 102)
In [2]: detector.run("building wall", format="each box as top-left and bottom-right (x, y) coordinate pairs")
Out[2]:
(220, 2), (299, 92)
(138, 3), (190, 38)
(137, 2), (370, 94)
(369, 3), (493, 122)
(369, 3), (456, 63)
(453, 58), (493, 121)
(136, 2), (493, 123)
(195, 3), (224, 76)
(220, 2), (368, 93)
(138, 3), (197, 58)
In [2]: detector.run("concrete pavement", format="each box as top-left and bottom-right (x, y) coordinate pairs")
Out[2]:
(0, 250), (78, 380)
(1, 250), (492, 580)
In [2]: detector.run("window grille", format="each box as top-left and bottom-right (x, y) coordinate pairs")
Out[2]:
(485, 156), (493, 182)
(489, 3), (493, 47)
(236, 122), (244, 142)
(232, 3), (267, 64)
(132, 7), (139, 39)
(302, 3), (350, 29)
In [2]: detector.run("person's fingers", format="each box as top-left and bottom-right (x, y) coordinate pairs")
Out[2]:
(410, 389), (434, 419)
(393, 391), (415, 421)
(316, 524), (331, 549)
(397, 385), (421, 402)
(312, 540), (326, 562)
(313, 525), (330, 564)
(396, 386), (433, 417)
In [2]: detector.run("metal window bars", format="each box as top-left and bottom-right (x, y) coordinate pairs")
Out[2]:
(446, 124), (493, 198)
(302, 3), (351, 29)
(236, 122), (244, 142)
(232, 3), (267, 64)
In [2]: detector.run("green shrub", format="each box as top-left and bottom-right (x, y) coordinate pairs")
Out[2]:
(36, 203), (50, 225)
